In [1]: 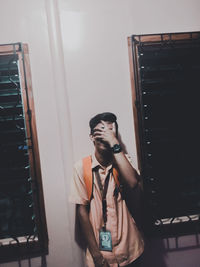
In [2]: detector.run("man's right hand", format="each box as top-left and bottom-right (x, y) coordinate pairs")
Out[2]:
(103, 260), (110, 267)
(93, 254), (109, 267)
(77, 205), (109, 266)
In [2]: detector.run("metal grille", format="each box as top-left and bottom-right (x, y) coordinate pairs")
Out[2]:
(0, 44), (48, 262)
(130, 32), (200, 236)
(0, 53), (37, 241)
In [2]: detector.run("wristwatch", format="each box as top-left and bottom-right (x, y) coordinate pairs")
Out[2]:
(111, 144), (122, 153)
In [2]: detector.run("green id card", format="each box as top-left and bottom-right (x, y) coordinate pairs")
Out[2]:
(99, 229), (112, 252)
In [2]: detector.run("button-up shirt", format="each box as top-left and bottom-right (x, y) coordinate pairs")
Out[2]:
(69, 154), (144, 267)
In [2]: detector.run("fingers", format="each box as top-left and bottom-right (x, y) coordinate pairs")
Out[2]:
(93, 128), (104, 133)
(94, 256), (109, 267)
(112, 122), (116, 133)
(93, 127), (115, 139)
(93, 122), (113, 134)
(92, 122), (116, 145)
(101, 120), (113, 131)
(94, 123), (106, 132)
(100, 120), (108, 129)
(92, 127), (107, 139)
(104, 261), (110, 267)
(93, 129), (103, 138)
(93, 133), (104, 143)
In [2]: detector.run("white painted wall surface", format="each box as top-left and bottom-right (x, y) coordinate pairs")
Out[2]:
(0, 0), (200, 267)
(0, 0), (83, 267)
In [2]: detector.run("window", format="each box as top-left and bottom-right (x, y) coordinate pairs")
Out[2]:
(128, 32), (200, 236)
(0, 43), (48, 262)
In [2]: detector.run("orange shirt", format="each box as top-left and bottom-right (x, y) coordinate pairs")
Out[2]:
(69, 154), (144, 267)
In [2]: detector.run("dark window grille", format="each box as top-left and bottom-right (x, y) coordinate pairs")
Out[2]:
(0, 43), (48, 262)
(128, 32), (200, 237)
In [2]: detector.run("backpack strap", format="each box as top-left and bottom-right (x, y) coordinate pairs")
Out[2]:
(113, 167), (121, 191)
(82, 155), (121, 201)
(82, 156), (93, 201)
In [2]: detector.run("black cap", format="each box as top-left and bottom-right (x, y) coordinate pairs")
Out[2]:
(89, 112), (117, 133)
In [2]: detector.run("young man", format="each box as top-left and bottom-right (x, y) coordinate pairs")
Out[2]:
(70, 112), (144, 267)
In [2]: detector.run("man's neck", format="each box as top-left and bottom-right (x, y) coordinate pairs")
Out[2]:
(95, 149), (113, 167)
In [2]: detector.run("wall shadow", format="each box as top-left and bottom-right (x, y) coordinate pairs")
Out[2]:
(74, 205), (87, 251)
(15, 255), (47, 267)
(140, 237), (167, 267)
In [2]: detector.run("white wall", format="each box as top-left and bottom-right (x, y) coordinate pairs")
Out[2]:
(0, 0), (200, 267)
(58, 0), (200, 166)
(59, 0), (139, 165)
(0, 0), (83, 267)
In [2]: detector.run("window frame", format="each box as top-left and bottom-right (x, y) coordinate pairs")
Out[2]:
(0, 43), (48, 263)
(128, 31), (200, 237)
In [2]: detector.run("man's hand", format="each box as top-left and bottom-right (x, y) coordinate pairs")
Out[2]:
(93, 254), (110, 267)
(77, 205), (109, 266)
(93, 121), (139, 189)
(92, 120), (139, 189)
(93, 121), (119, 147)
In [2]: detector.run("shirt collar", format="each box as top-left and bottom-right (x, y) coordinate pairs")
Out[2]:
(91, 153), (113, 171)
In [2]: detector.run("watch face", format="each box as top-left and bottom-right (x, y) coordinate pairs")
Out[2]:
(112, 144), (122, 153)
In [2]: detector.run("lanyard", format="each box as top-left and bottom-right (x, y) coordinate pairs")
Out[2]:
(95, 168), (111, 230)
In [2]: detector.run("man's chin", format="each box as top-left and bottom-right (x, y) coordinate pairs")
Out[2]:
(96, 140), (110, 151)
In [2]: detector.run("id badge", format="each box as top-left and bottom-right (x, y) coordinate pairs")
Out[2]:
(99, 229), (112, 252)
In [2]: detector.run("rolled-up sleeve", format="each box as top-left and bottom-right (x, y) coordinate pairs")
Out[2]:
(69, 160), (89, 205)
